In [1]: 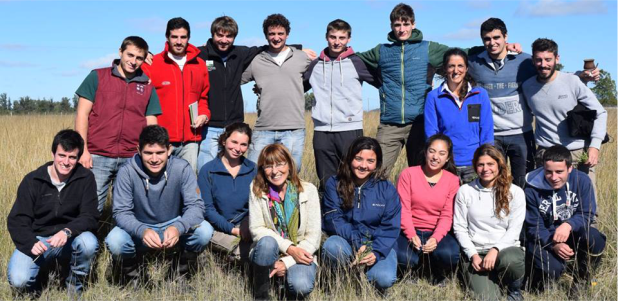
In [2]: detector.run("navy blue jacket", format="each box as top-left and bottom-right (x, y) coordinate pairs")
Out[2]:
(524, 167), (596, 246)
(198, 157), (257, 234)
(322, 176), (401, 262)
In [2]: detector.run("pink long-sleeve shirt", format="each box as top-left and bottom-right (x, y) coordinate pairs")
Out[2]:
(397, 166), (460, 243)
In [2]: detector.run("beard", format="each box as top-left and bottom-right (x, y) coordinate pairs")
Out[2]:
(537, 64), (557, 80)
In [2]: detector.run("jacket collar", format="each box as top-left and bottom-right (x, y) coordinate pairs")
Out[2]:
(387, 28), (423, 44)
(319, 46), (355, 62)
(111, 59), (149, 83)
(204, 39), (238, 59)
(479, 50), (520, 71)
(161, 42), (201, 63)
(438, 81), (480, 100)
(33, 162), (89, 185)
(210, 156), (255, 176)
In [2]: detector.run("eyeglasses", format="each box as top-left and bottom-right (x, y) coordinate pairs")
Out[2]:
(264, 161), (287, 171)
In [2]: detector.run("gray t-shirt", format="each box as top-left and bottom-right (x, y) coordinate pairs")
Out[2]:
(47, 166), (66, 192)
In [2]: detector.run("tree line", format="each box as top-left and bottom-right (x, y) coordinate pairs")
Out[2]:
(1, 69), (615, 115)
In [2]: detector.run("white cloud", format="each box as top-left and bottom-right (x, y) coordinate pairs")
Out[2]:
(80, 53), (117, 69)
(237, 37), (265, 47)
(516, 0), (607, 17)
(443, 28), (479, 40)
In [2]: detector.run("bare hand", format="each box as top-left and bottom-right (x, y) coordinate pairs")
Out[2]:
(162, 226), (180, 249)
(252, 84), (260, 96)
(143, 228), (163, 249)
(410, 236), (422, 250)
(302, 48), (317, 60)
(269, 260), (287, 278)
(422, 237), (437, 254)
(506, 43), (522, 53)
(552, 243), (575, 260)
(191, 115), (209, 129)
(46, 230), (68, 248)
(552, 223), (572, 243)
(471, 254), (484, 272)
(145, 52), (154, 65)
(79, 150), (93, 169)
(286, 245), (313, 265)
(354, 245), (377, 266)
(586, 147), (600, 167)
(231, 228), (241, 237)
(31, 241), (48, 256)
(482, 248), (499, 271)
(579, 67), (601, 83)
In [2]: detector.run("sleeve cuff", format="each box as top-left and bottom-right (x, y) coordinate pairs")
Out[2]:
(590, 139), (602, 150)
(280, 255), (296, 269)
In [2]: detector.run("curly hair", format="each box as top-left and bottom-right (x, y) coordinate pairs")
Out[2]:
(252, 144), (303, 197)
(337, 137), (386, 210)
(472, 144), (513, 219)
(262, 14), (290, 36)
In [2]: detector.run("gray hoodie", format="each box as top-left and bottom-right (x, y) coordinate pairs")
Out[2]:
(113, 154), (205, 238)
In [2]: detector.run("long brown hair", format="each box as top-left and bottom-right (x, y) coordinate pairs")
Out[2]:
(441, 48), (476, 98)
(252, 144), (303, 197)
(472, 144), (512, 219)
(337, 137), (386, 210)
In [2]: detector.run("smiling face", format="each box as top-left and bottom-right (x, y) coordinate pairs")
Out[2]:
(475, 155), (500, 187)
(390, 18), (414, 41)
(351, 149), (377, 184)
(51, 145), (79, 182)
(213, 30), (235, 52)
(223, 131), (250, 161)
(424, 139), (449, 172)
(326, 29), (350, 57)
(543, 160), (572, 190)
(533, 50), (560, 82)
(139, 143), (171, 177)
(167, 28), (189, 56)
(445, 54), (468, 88)
(266, 25), (288, 53)
(118, 45), (146, 78)
(264, 160), (289, 189)
(482, 29), (508, 60)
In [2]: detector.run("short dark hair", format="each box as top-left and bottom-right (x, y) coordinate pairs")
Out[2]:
(542, 145), (572, 168)
(139, 125), (170, 150)
(211, 16), (238, 38)
(166, 17), (191, 39)
(217, 122), (253, 157)
(120, 36), (149, 54)
(532, 38), (558, 57)
(52, 129), (84, 159)
(326, 19), (352, 38)
(480, 18), (507, 37)
(262, 14), (291, 36)
(390, 3), (415, 24)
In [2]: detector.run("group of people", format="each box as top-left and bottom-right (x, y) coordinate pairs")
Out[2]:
(6, 2), (608, 301)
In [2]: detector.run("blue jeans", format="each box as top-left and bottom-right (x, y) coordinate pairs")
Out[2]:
(105, 219), (213, 259)
(91, 154), (129, 212)
(250, 237), (317, 297)
(321, 235), (398, 290)
(198, 126), (224, 172)
(494, 131), (536, 188)
(247, 129), (305, 172)
(171, 142), (199, 173)
(7, 232), (98, 294)
(395, 231), (460, 277)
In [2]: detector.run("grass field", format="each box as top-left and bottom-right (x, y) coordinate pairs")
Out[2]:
(0, 110), (615, 300)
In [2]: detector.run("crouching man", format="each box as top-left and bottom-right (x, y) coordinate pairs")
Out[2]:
(7, 130), (99, 296)
(105, 125), (213, 283)
(524, 145), (605, 297)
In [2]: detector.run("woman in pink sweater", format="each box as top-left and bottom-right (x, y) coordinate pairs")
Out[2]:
(395, 133), (461, 286)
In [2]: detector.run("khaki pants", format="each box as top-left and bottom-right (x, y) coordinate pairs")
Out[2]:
(209, 217), (251, 261)
(376, 122), (424, 177)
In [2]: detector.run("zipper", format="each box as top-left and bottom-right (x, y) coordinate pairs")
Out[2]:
(330, 60), (334, 131)
(400, 45), (405, 124)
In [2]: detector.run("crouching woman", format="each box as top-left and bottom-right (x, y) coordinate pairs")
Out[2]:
(248, 144), (321, 300)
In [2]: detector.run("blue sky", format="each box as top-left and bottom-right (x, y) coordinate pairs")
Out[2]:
(1, 0), (616, 112)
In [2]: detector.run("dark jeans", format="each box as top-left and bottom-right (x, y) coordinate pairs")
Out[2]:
(395, 231), (460, 278)
(494, 131), (536, 188)
(405, 116), (425, 167)
(313, 130), (363, 191)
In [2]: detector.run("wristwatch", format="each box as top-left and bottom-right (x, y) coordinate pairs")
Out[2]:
(62, 228), (72, 238)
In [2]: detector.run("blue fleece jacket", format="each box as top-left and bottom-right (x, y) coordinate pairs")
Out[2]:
(424, 83), (494, 166)
(524, 167), (596, 247)
(322, 176), (401, 262)
(113, 155), (205, 238)
(198, 156), (257, 234)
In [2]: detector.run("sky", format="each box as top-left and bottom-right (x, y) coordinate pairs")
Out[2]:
(1, 0), (616, 112)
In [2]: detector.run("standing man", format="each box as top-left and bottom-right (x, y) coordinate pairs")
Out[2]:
(7, 130), (99, 296)
(75, 36), (161, 212)
(522, 38), (607, 187)
(105, 125), (212, 283)
(304, 19), (378, 189)
(241, 14), (312, 171)
(142, 17), (211, 173)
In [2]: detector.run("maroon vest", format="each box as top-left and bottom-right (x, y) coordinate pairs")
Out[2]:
(87, 67), (154, 158)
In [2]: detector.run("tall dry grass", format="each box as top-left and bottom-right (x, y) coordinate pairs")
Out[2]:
(0, 110), (615, 300)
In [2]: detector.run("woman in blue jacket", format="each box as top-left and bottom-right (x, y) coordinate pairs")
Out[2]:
(321, 136), (401, 291)
(197, 122), (256, 261)
(425, 48), (494, 184)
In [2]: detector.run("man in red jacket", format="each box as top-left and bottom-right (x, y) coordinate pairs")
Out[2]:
(142, 17), (211, 173)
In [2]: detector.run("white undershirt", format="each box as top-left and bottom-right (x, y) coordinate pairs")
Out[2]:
(268, 47), (290, 66)
(47, 166), (66, 192)
(168, 52), (187, 71)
